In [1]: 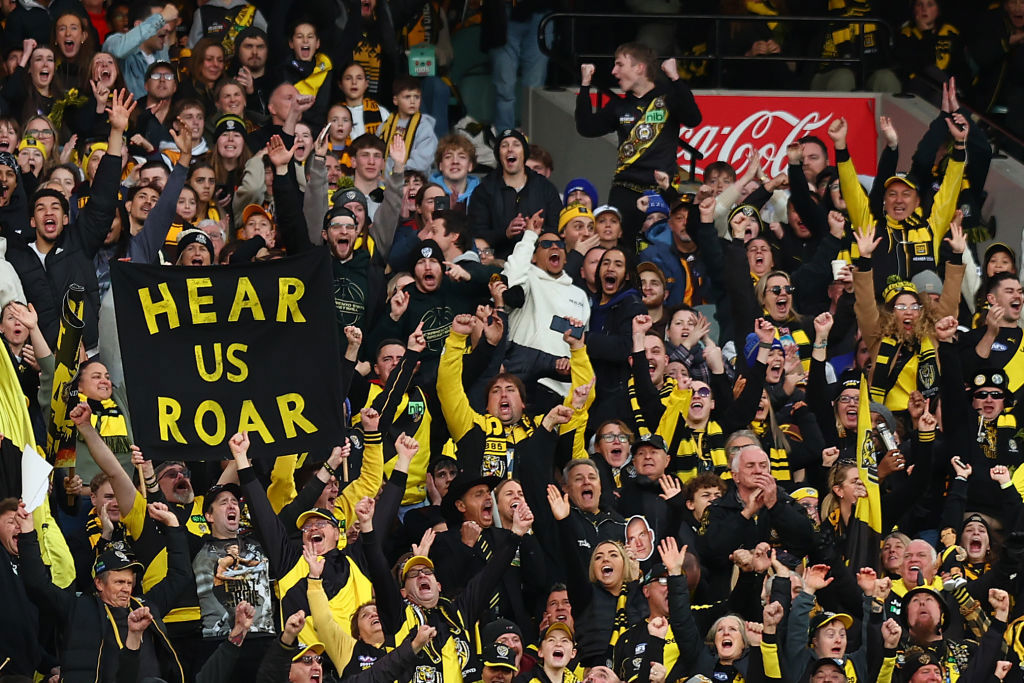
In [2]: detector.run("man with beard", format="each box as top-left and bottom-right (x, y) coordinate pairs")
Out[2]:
(437, 312), (592, 478)
(375, 242), (494, 384)
(232, 28), (271, 118)
(269, 133), (385, 335)
(469, 129), (562, 259)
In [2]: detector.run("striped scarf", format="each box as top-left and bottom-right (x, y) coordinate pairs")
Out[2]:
(80, 395), (130, 454)
(870, 335), (938, 411)
(609, 584), (630, 648)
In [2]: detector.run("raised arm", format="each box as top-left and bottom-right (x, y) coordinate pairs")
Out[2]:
(128, 120), (192, 264)
(830, 116), (873, 230)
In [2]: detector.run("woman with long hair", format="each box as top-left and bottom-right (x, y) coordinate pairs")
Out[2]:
(2, 44), (66, 123)
(852, 217), (966, 412)
(53, 11), (94, 91)
(209, 114), (251, 225)
(180, 38), (225, 113)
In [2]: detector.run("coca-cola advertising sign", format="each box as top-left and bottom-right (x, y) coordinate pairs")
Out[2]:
(680, 94), (878, 179)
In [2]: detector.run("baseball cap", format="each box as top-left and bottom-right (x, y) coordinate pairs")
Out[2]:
(145, 60), (175, 78)
(911, 270), (942, 296)
(631, 433), (668, 455)
(93, 548), (143, 577)
(400, 555), (435, 582)
(882, 173), (918, 192)
(241, 203), (274, 227)
(203, 483), (243, 512)
(642, 562), (669, 585)
(482, 642), (518, 671)
(809, 611), (853, 636)
(594, 204), (621, 220)
(295, 507), (341, 530)
(293, 642), (325, 662)
(542, 621), (574, 641)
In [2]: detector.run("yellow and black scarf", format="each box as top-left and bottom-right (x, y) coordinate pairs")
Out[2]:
(361, 99), (385, 136)
(294, 53), (333, 97)
(609, 584), (630, 648)
(870, 336), (938, 411)
(380, 112), (421, 165)
(80, 395), (131, 454)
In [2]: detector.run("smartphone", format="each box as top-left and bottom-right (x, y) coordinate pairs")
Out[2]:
(433, 195), (450, 213)
(550, 315), (584, 339)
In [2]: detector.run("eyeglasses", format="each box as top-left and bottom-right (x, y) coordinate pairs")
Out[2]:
(693, 386), (711, 398)
(479, 248), (494, 256)
(298, 655), (323, 664)
(893, 303), (922, 311)
(836, 395), (858, 404)
(767, 285), (796, 295)
(24, 128), (54, 138)
(301, 521), (334, 534)
(406, 567), (434, 580)
(599, 433), (630, 444)
(158, 467), (190, 480)
(149, 72), (176, 81)
(975, 390), (1004, 400)
(538, 239), (565, 250)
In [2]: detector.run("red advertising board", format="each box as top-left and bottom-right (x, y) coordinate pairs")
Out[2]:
(680, 94), (878, 180)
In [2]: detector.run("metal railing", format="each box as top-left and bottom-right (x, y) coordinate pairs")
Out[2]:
(537, 12), (896, 90)
(537, 11), (1024, 162)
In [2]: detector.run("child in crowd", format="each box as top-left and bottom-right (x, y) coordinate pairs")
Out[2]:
(340, 62), (389, 138)
(379, 75), (437, 174)
(327, 103), (354, 172)
(280, 21), (332, 124)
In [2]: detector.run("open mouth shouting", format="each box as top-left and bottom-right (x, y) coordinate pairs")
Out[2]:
(548, 252), (562, 269)
(773, 295), (788, 317)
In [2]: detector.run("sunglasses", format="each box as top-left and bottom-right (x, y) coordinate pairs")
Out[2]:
(974, 390), (1004, 400)
(538, 239), (565, 250)
(149, 72), (176, 81)
(298, 655), (323, 664)
(893, 303), (922, 311)
(24, 128), (54, 138)
(599, 433), (630, 443)
(767, 285), (796, 295)
(693, 386), (711, 398)
(158, 467), (190, 480)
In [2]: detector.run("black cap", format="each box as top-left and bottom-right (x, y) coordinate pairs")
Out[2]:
(494, 128), (529, 156)
(204, 483), (243, 512)
(481, 642), (518, 671)
(93, 548), (143, 577)
(631, 433), (668, 455)
(642, 562), (669, 585)
(145, 60), (175, 78)
(900, 647), (942, 679)
(334, 187), (367, 211)
(808, 658), (845, 677)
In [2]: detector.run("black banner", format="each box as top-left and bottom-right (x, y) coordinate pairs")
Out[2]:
(111, 251), (345, 461)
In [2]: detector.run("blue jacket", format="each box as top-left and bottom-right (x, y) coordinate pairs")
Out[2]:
(102, 13), (171, 98)
(428, 170), (480, 208)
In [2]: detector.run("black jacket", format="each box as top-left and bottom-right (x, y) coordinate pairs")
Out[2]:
(0, 544), (55, 677)
(468, 167), (562, 258)
(612, 574), (697, 683)
(33, 153), (122, 351)
(20, 526), (191, 683)
(698, 481), (817, 600)
(256, 634), (422, 683)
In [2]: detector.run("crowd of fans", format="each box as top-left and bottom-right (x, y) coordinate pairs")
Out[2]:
(0, 1), (1024, 683)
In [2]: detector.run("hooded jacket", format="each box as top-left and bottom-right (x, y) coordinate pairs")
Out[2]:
(503, 230), (591, 393)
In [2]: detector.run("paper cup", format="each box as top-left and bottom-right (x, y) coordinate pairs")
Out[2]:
(831, 259), (849, 280)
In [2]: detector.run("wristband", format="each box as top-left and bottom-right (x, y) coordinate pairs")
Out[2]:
(813, 342), (827, 349)
(322, 462), (337, 478)
(758, 341), (772, 349)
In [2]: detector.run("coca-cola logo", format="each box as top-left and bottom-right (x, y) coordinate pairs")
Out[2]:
(675, 95), (878, 180)
(682, 110), (835, 177)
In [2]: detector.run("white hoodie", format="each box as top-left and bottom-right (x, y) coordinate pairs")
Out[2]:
(503, 231), (591, 395)
(0, 236), (26, 310)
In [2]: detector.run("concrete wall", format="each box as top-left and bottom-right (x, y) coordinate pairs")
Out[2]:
(523, 87), (1024, 259)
